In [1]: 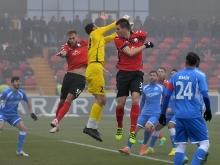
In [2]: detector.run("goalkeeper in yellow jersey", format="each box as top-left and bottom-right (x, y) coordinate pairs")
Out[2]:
(83, 13), (130, 142)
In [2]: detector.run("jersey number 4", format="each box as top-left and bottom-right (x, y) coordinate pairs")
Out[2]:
(176, 81), (192, 100)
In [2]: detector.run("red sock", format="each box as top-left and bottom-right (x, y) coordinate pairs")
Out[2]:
(56, 102), (71, 122)
(116, 106), (124, 128)
(130, 105), (140, 132)
(158, 133), (163, 139)
(56, 103), (64, 117)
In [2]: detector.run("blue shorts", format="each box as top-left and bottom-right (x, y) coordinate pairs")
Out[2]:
(0, 113), (22, 126)
(137, 115), (159, 128)
(175, 117), (209, 144)
(166, 115), (176, 125)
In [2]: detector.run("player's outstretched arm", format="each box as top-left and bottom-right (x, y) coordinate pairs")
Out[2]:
(26, 100), (38, 121)
(99, 12), (107, 27)
(55, 50), (67, 58)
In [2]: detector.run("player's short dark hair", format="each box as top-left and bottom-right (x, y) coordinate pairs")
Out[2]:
(186, 52), (198, 66)
(149, 70), (158, 76)
(171, 69), (178, 72)
(116, 18), (131, 30)
(11, 76), (20, 83)
(67, 29), (77, 36)
(85, 23), (94, 35)
(158, 67), (166, 72)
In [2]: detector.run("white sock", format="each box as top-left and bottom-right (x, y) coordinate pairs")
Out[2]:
(93, 121), (99, 129)
(86, 118), (95, 128)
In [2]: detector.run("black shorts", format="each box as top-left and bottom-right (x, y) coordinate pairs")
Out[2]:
(116, 70), (144, 97)
(60, 72), (86, 100)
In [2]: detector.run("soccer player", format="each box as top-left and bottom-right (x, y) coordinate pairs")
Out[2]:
(50, 29), (88, 133)
(118, 71), (164, 155)
(137, 67), (168, 146)
(145, 69), (178, 155)
(0, 76), (38, 156)
(82, 13), (128, 142)
(113, 18), (154, 144)
(159, 52), (212, 165)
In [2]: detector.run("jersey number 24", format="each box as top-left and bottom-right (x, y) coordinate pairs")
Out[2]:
(176, 81), (192, 100)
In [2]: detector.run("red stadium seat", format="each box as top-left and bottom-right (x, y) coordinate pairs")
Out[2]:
(208, 77), (220, 89)
(159, 42), (170, 50)
(12, 70), (22, 77)
(146, 37), (157, 44)
(152, 49), (160, 56)
(50, 56), (61, 65)
(182, 37), (194, 44)
(177, 43), (188, 51)
(0, 63), (10, 72)
(213, 69), (220, 78)
(164, 37), (175, 44)
(109, 56), (118, 64)
(19, 62), (27, 71)
(167, 55), (176, 63)
(56, 70), (66, 82)
(147, 56), (156, 64)
(200, 37), (212, 44)
(63, 63), (68, 71)
(170, 49), (180, 56)
(204, 56), (214, 65)
(160, 62), (173, 72)
(5, 78), (11, 86)
(199, 63), (211, 72)
(25, 78), (37, 90)
(143, 63), (154, 71)
(104, 63), (115, 71)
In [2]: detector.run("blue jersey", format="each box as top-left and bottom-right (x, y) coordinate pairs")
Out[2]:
(195, 67), (207, 107)
(140, 83), (165, 116)
(169, 68), (208, 118)
(0, 88), (28, 114)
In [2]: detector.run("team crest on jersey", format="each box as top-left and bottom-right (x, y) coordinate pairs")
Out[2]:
(133, 38), (138, 43)
(77, 43), (81, 47)
(154, 87), (159, 90)
(72, 50), (81, 56)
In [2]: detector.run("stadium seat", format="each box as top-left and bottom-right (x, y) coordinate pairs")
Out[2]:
(53, 63), (63, 74)
(199, 63), (211, 72)
(56, 70), (66, 82)
(200, 37), (212, 44)
(143, 63), (154, 71)
(146, 37), (157, 44)
(25, 78), (37, 90)
(204, 56), (214, 65)
(152, 49), (160, 56)
(5, 78), (11, 86)
(213, 69), (220, 78)
(104, 63), (115, 72)
(171, 49), (180, 56)
(182, 37), (194, 44)
(109, 56), (118, 64)
(147, 55), (156, 64)
(160, 62), (173, 72)
(159, 42), (170, 50)
(177, 43), (188, 51)
(12, 70), (22, 77)
(164, 37), (175, 44)
(50, 56), (61, 66)
(0, 63), (10, 72)
(208, 77), (220, 89)
(19, 62), (27, 71)
(167, 55), (176, 63)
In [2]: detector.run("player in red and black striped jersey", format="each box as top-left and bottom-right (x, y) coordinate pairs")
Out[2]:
(50, 29), (88, 133)
(114, 18), (154, 144)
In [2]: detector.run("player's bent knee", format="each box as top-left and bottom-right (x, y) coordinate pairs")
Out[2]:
(168, 122), (175, 128)
(176, 143), (187, 153)
(199, 141), (210, 151)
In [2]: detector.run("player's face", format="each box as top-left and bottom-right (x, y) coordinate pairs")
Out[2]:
(12, 79), (21, 89)
(68, 33), (78, 46)
(157, 69), (166, 80)
(149, 73), (158, 83)
(116, 25), (127, 37)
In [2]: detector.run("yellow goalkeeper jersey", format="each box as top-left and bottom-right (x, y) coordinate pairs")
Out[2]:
(87, 22), (116, 65)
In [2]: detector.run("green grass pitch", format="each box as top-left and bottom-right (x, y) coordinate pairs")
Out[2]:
(0, 115), (219, 165)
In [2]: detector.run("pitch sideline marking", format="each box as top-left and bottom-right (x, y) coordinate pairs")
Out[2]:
(61, 140), (173, 164)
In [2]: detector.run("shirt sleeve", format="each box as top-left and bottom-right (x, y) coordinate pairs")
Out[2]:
(104, 32), (117, 43)
(95, 21), (116, 35)
(22, 91), (28, 102)
(140, 86), (146, 111)
(61, 44), (69, 55)
(0, 91), (7, 100)
(198, 75), (208, 93)
(114, 37), (127, 51)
